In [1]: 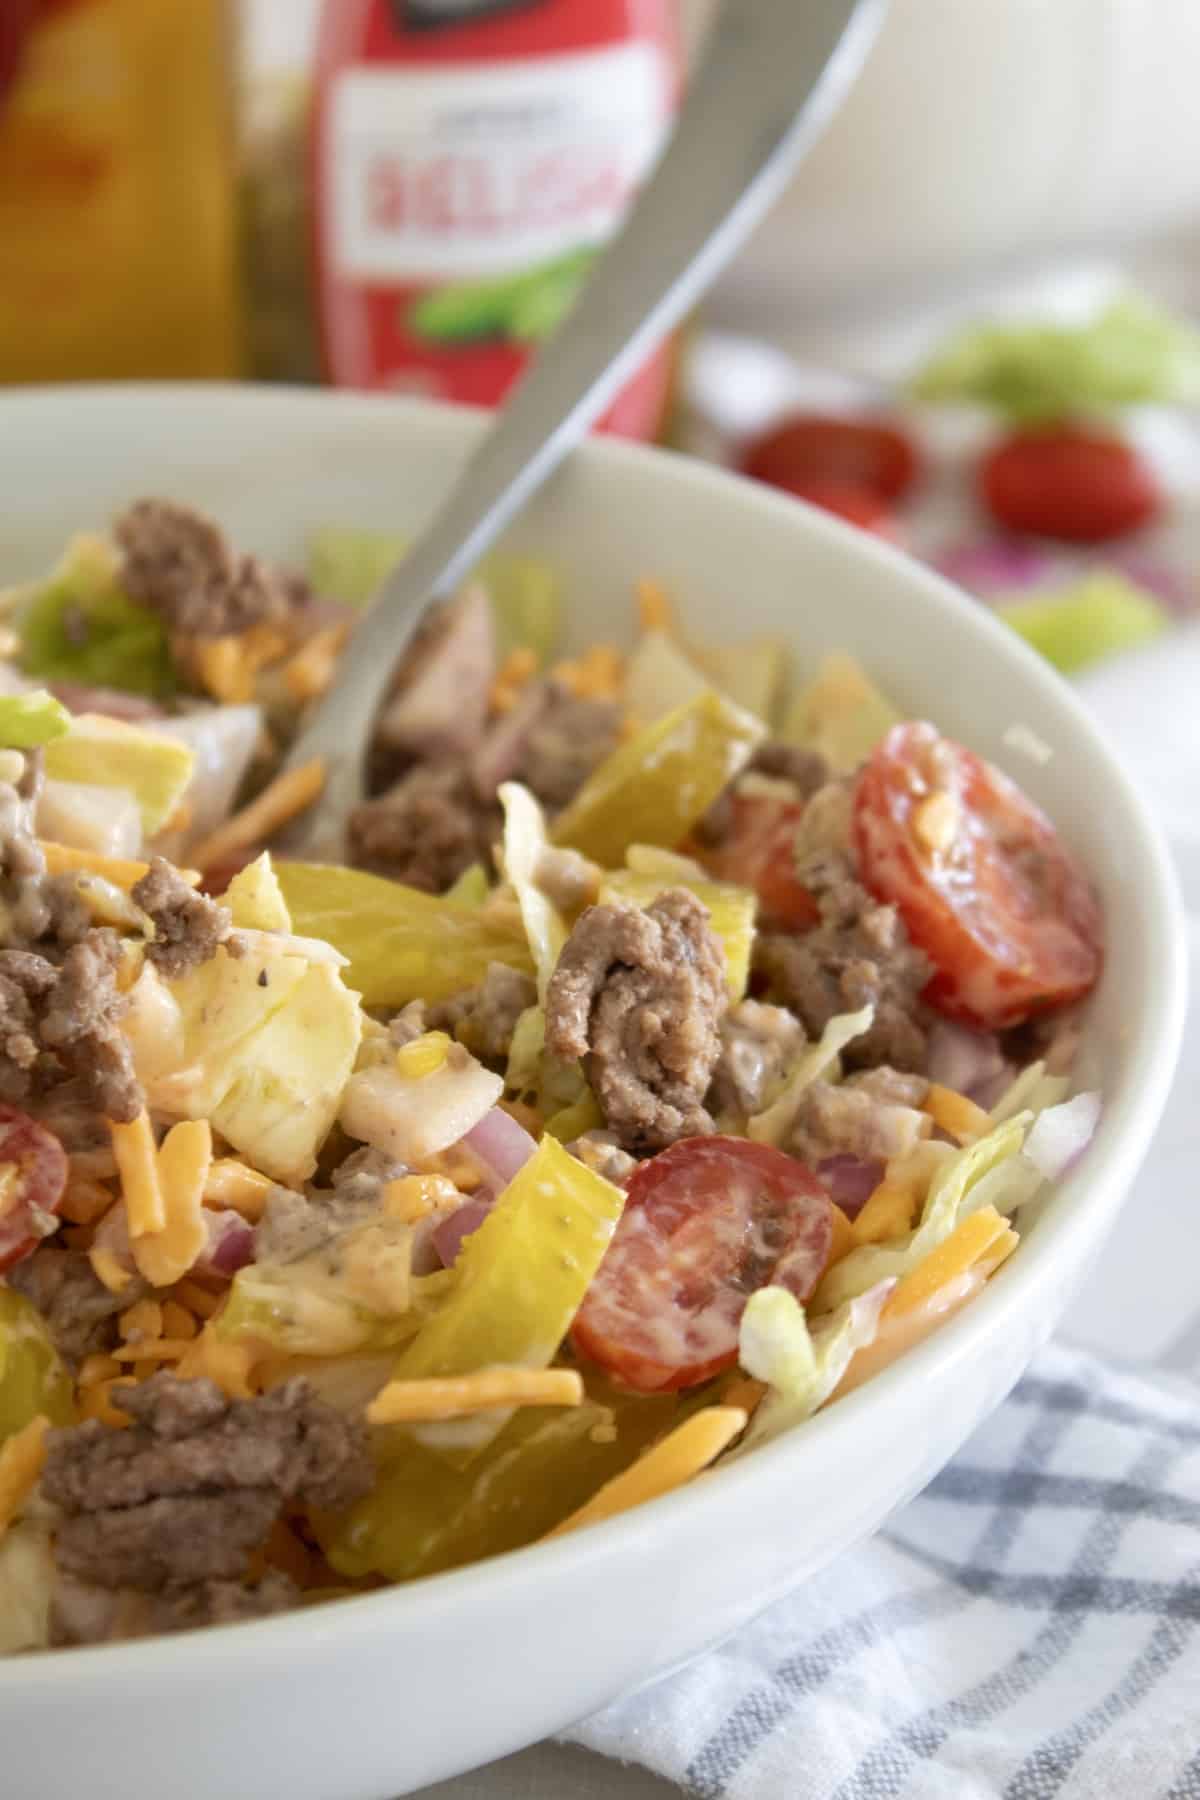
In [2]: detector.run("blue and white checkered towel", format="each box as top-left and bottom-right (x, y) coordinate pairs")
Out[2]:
(568, 1343), (1200, 1800)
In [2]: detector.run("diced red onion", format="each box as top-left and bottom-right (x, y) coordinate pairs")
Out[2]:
(926, 1019), (1007, 1101)
(932, 538), (1062, 600)
(198, 1210), (256, 1277)
(1023, 1092), (1101, 1180)
(432, 1199), (493, 1269)
(816, 1154), (883, 1219)
(1106, 549), (1195, 615)
(461, 1106), (538, 1188)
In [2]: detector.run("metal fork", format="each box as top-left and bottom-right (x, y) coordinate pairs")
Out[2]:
(276, 0), (886, 861)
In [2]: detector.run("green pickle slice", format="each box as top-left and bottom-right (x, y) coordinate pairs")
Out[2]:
(551, 691), (764, 868)
(0, 1288), (74, 1442)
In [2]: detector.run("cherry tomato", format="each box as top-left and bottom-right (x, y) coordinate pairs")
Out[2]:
(780, 479), (897, 536)
(572, 1137), (832, 1392)
(853, 723), (1102, 1029)
(0, 1105), (69, 1274)
(741, 415), (920, 505)
(979, 427), (1161, 543)
(701, 792), (818, 931)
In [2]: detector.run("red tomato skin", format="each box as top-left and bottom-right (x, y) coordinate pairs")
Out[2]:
(741, 415), (920, 505)
(572, 1137), (832, 1392)
(979, 428), (1161, 543)
(0, 1105), (69, 1273)
(853, 723), (1102, 1030)
(700, 793), (818, 932)
(776, 479), (896, 536)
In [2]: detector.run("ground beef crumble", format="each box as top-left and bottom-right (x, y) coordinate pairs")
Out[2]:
(546, 888), (726, 1154)
(132, 855), (238, 978)
(7, 1247), (142, 1366)
(348, 763), (501, 894)
(0, 931), (142, 1121)
(755, 848), (932, 1073)
(113, 499), (300, 639)
(430, 961), (536, 1067)
(42, 1374), (372, 1592)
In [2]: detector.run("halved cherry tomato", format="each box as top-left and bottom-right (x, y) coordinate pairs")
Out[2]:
(979, 427), (1160, 543)
(700, 792), (818, 931)
(780, 479), (897, 536)
(572, 1137), (832, 1392)
(853, 723), (1102, 1029)
(741, 415), (920, 505)
(0, 1105), (69, 1274)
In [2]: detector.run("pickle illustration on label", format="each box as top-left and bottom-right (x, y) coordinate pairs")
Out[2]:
(311, 0), (681, 437)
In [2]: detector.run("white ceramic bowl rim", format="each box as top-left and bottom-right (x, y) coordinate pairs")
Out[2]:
(0, 386), (1186, 1697)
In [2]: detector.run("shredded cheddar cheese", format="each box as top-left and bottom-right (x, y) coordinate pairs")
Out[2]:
(132, 1119), (212, 1289)
(203, 1158), (274, 1222)
(546, 1407), (748, 1539)
(111, 1339), (194, 1365)
(854, 1179), (920, 1246)
(160, 1300), (199, 1341)
(110, 1110), (166, 1238)
(826, 1201), (860, 1267)
(77, 1380), (137, 1428)
(550, 643), (625, 701)
(190, 758), (325, 872)
(38, 842), (201, 891)
(281, 622), (350, 703)
(88, 1246), (134, 1295)
(118, 1299), (163, 1343)
(60, 1178), (116, 1226)
(382, 1175), (456, 1224)
(78, 1354), (121, 1388)
(173, 1279), (221, 1320)
(0, 1417), (49, 1541)
(885, 1206), (1013, 1320)
(489, 646), (538, 713)
(188, 623), (290, 705)
(924, 1084), (994, 1145)
(367, 1367), (584, 1425)
(174, 1330), (256, 1399)
(636, 578), (674, 635)
(912, 790), (960, 855)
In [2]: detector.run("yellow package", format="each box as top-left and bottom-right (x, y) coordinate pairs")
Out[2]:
(0, 0), (241, 382)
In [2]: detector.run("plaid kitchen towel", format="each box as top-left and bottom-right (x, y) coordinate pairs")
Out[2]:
(568, 1343), (1200, 1799)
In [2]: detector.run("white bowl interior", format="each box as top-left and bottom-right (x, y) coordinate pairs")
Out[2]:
(0, 387), (1184, 1800)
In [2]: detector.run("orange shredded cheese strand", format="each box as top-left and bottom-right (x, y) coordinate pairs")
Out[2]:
(111, 1339), (195, 1364)
(721, 1376), (768, 1416)
(190, 758), (325, 871)
(132, 1119), (211, 1288)
(550, 644), (625, 700)
(367, 1368), (584, 1425)
(110, 1110), (166, 1237)
(924, 1084), (994, 1145)
(489, 646), (538, 713)
(547, 1407), (748, 1539)
(974, 1224), (1020, 1281)
(173, 1330), (256, 1398)
(78, 1354), (122, 1387)
(636, 578), (674, 634)
(381, 1175), (456, 1225)
(118, 1299), (163, 1343)
(203, 1158), (274, 1222)
(282, 623), (350, 703)
(38, 842), (200, 891)
(854, 1179), (920, 1246)
(173, 1279), (221, 1320)
(60, 1178), (116, 1226)
(884, 1207), (1013, 1321)
(160, 1300), (199, 1341)
(88, 1246), (134, 1295)
(826, 1202), (860, 1268)
(77, 1380), (135, 1427)
(0, 1417), (49, 1541)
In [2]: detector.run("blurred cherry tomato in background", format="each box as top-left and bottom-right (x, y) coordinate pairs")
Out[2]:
(979, 426), (1161, 543)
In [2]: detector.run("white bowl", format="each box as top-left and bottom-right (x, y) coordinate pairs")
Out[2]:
(0, 387), (1184, 1800)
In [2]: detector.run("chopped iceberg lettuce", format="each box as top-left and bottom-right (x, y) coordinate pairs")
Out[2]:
(813, 1114), (1030, 1313)
(275, 862), (534, 1008)
(912, 294), (1200, 423)
(735, 1280), (895, 1452)
(780, 652), (901, 773)
(306, 527), (562, 665)
(748, 1005), (875, 1146)
(689, 637), (788, 725)
(0, 690), (70, 749)
(44, 714), (195, 836)
(623, 631), (713, 726)
(499, 782), (567, 1001)
(220, 851), (292, 932)
(0, 1521), (56, 1655)
(15, 534), (174, 698)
